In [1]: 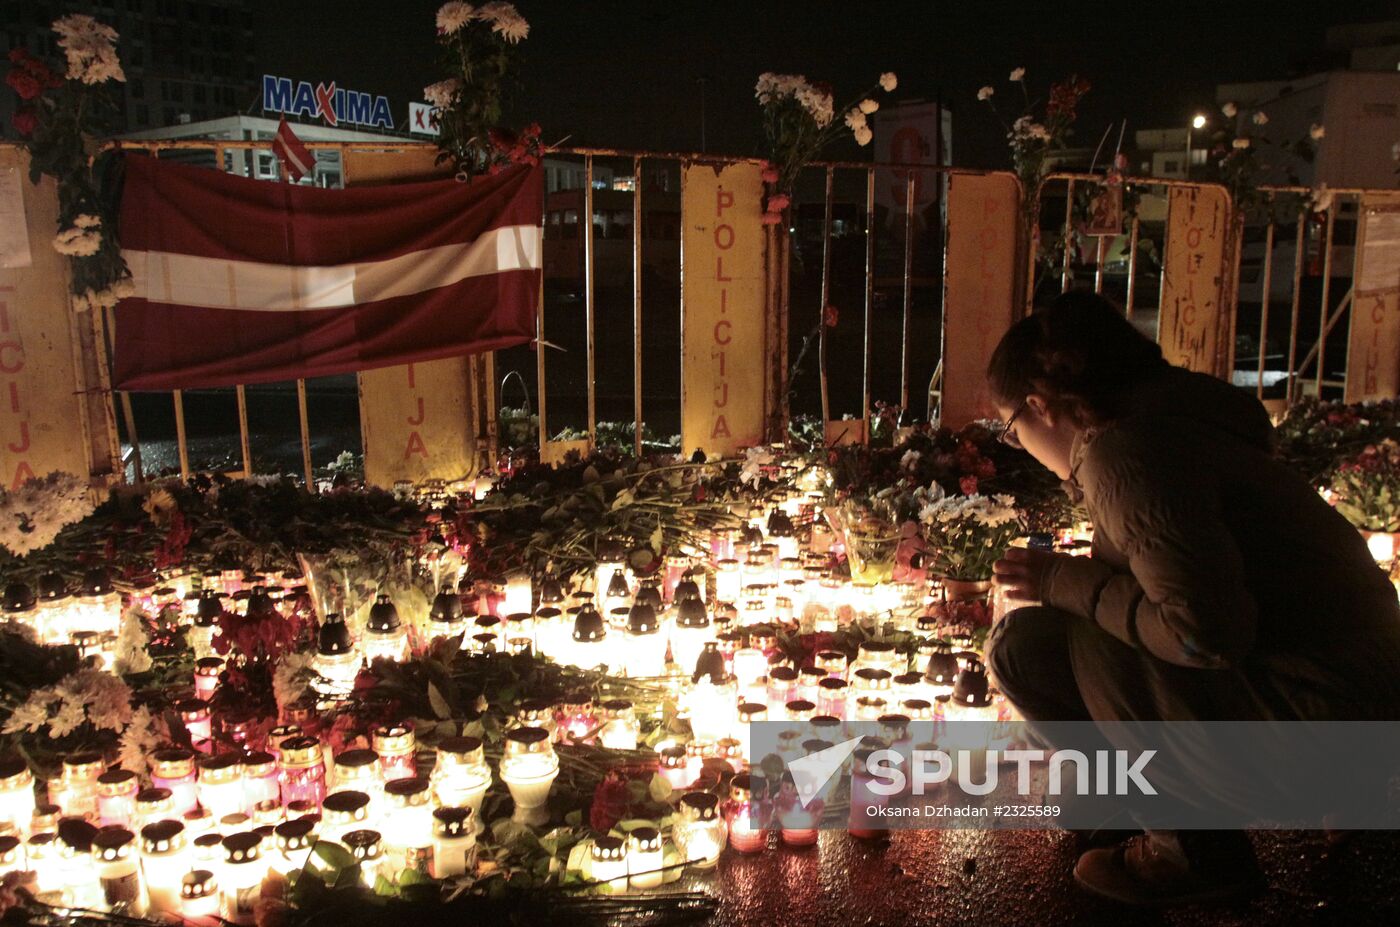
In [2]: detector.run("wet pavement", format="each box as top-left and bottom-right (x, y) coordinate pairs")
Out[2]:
(683, 828), (1400, 926)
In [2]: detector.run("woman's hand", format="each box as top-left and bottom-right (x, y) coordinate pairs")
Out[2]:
(992, 547), (1066, 602)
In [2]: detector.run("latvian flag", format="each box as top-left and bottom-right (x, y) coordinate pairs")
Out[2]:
(113, 154), (541, 390)
(272, 117), (313, 182)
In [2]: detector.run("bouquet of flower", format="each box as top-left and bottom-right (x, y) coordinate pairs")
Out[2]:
(1276, 398), (1400, 487)
(0, 471), (95, 558)
(918, 492), (1022, 582)
(426, 1), (533, 180)
(1328, 439), (1400, 533)
(978, 67), (1090, 231)
(755, 70), (897, 220)
(4, 15), (131, 309)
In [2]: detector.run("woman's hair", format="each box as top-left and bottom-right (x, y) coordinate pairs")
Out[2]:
(986, 290), (1169, 425)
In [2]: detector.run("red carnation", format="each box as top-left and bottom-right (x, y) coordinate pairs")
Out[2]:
(6, 69), (42, 101)
(12, 108), (37, 137)
(823, 304), (839, 327)
(959, 475), (978, 495)
(589, 771), (631, 833)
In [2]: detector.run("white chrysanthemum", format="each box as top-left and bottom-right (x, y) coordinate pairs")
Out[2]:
(977, 85), (994, 101)
(2, 693), (56, 734)
(1221, 101), (1237, 118)
(118, 706), (164, 778)
(859, 98), (879, 115)
(0, 471), (95, 555)
(853, 125), (873, 147)
(114, 606), (152, 675)
(1309, 184), (1334, 214)
(845, 108), (867, 130)
(74, 213), (102, 229)
(436, 1), (476, 34)
(479, 1), (529, 42)
(1310, 123), (1325, 140)
(879, 72), (897, 92)
(1010, 67), (1025, 82)
(900, 449), (921, 471)
(53, 14), (124, 84)
(796, 85), (834, 127)
(1252, 111), (1268, 126)
(423, 78), (464, 108)
(53, 226), (101, 257)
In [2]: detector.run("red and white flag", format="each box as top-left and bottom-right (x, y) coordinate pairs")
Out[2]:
(272, 117), (313, 182)
(113, 154), (541, 390)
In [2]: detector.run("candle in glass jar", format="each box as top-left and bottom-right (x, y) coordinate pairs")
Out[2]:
(151, 750), (199, 817)
(0, 756), (36, 837)
(196, 753), (245, 821)
(382, 778), (433, 876)
(97, 769), (139, 828)
(627, 826), (664, 889)
(180, 869), (220, 926)
(429, 807), (475, 879)
(93, 826), (148, 916)
(590, 835), (628, 890)
(58, 752), (104, 822)
(430, 737), (490, 834)
(722, 773), (767, 854)
(320, 791), (371, 846)
(139, 819), (187, 916)
(178, 699), (213, 753)
(672, 792), (725, 869)
(241, 752), (279, 812)
(192, 658), (223, 701)
(277, 737), (326, 809)
(219, 832), (263, 925)
(372, 724), (417, 782)
(332, 749), (382, 816)
(0, 835), (22, 880)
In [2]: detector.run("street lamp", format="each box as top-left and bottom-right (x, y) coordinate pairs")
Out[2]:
(1185, 113), (1208, 178)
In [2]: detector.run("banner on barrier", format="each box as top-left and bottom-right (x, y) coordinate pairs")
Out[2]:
(681, 162), (767, 458)
(344, 149), (482, 488)
(1159, 186), (1230, 376)
(941, 172), (1022, 428)
(0, 150), (94, 491)
(1347, 195), (1400, 403)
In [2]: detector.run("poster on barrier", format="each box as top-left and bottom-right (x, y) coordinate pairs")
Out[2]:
(343, 149), (481, 487)
(0, 149), (95, 491)
(940, 172), (1021, 428)
(1346, 194), (1400, 403)
(1159, 186), (1229, 376)
(680, 162), (767, 459)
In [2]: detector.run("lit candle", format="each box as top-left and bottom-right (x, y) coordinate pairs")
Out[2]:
(219, 832), (263, 925)
(628, 826), (664, 889)
(94, 826), (148, 916)
(343, 829), (387, 887)
(57, 753), (105, 822)
(276, 737), (326, 809)
(196, 753), (245, 820)
(658, 746), (690, 790)
(670, 595), (711, 678)
(363, 595), (409, 664)
(270, 819), (315, 877)
(0, 756), (36, 837)
(430, 737), (490, 834)
(590, 835), (629, 890)
(430, 806), (476, 879)
(320, 791), (371, 846)
(382, 778), (433, 876)
(241, 751), (279, 812)
(848, 747), (891, 840)
(139, 819), (187, 916)
(180, 869), (221, 925)
(722, 773), (768, 854)
(97, 769), (139, 828)
(192, 658), (223, 701)
(623, 603), (666, 678)
(673, 792), (726, 869)
(597, 700), (640, 750)
(372, 724), (417, 782)
(332, 749), (383, 819)
(775, 772), (819, 847)
(178, 698), (213, 753)
(499, 727), (558, 827)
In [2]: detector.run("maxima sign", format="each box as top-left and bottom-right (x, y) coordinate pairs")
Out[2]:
(262, 74), (394, 130)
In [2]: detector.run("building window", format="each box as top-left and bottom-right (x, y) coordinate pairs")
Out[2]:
(131, 79), (144, 99)
(1163, 159), (1179, 174)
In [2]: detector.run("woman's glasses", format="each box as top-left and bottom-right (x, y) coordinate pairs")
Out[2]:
(996, 400), (1028, 448)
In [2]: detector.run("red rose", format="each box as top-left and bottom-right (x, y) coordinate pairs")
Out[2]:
(6, 69), (42, 101)
(589, 772), (630, 833)
(823, 304), (839, 327)
(975, 458), (996, 480)
(959, 475), (978, 495)
(12, 108), (36, 136)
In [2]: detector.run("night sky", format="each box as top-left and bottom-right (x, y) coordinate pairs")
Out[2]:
(260, 0), (1391, 167)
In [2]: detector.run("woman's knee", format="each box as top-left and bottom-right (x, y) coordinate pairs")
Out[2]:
(985, 606), (1072, 696)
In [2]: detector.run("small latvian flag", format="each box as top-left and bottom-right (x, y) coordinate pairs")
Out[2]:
(272, 117), (313, 182)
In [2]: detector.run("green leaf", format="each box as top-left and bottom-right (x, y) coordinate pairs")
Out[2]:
(373, 874), (397, 897)
(647, 773), (673, 803)
(428, 681), (453, 720)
